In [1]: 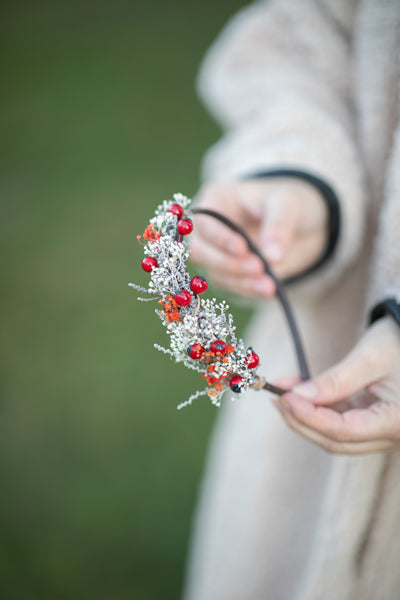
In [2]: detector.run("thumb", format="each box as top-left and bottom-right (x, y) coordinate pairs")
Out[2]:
(260, 188), (298, 264)
(292, 342), (384, 404)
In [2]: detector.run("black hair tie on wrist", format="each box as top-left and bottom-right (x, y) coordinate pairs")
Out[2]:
(369, 298), (400, 328)
(244, 168), (341, 284)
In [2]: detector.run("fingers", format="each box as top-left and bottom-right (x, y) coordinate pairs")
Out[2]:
(292, 341), (385, 404)
(259, 179), (326, 267)
(191, 183), (265, 298)
(273, 375), (301, 390)
(194, 182), (261, 256)
(273, 319), (400, 452)
(191, 222), (276, 297)
(270, 230), (327, 280)
(273, 398), (397, 454)
(191, 236), (264, 277)
(191, 182), (276, 297)
(208, 270), (276, 298)
(191, 178), (329, 298)
(278, 392), (400, 443)
(291, 318), (400, 405)
(260, 188), (298, 265)
(193, 214), (249, 258)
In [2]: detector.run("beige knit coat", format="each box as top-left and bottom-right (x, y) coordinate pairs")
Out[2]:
(183, 1), (400, 599)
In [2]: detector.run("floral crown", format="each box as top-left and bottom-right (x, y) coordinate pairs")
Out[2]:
(130, 194), (308, 409)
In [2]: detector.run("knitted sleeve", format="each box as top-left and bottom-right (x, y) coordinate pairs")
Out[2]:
(197, 0), (365, 294)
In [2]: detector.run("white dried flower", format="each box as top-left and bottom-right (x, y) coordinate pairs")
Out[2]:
(130, 195), (261, 408)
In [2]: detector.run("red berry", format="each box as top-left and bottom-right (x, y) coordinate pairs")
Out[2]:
(175, 290), (192, 307)
(142, 256), (158, 272)
(167, 203), (184, 219)
(230, 375), (245, 393)
(210, 340), (228, 355)
(177, 218), (193, 236)
(246, 351), (260, 369)
(190, 276), (208, 294)
(187, 343), (205, 360)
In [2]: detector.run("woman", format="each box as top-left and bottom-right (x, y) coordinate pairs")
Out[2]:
(183, 1), (400, 599)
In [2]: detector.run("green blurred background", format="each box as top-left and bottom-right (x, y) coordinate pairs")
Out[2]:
(0, 1), (250, 598)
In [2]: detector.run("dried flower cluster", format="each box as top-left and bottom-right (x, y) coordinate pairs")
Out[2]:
(130, 193), (261, 409)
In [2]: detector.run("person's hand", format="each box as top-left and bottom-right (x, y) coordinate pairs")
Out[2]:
(190, 180), (328, 298)
(274, 317), (400, 454)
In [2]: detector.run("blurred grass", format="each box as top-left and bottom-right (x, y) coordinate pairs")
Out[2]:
(0, 1), (250, 598)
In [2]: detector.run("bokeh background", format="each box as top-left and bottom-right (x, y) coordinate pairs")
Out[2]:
(0, 1), (250, 598)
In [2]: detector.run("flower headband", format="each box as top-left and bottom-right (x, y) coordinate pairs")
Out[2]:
(130, 193), (309, 409)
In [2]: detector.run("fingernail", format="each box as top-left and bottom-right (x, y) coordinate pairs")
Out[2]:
(292, 382), (318, 399)
(253, 280), (271, 295)
(264, 241), (284, 262)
